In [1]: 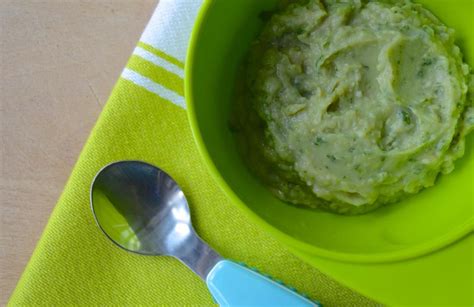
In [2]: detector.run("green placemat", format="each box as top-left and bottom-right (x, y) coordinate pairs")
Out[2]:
(10, 1), (376, 305)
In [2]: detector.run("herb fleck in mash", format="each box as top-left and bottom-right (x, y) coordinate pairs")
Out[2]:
(233, 0), (473, 214)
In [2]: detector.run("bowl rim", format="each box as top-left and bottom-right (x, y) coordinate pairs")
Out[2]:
(184, 0), (474, 264)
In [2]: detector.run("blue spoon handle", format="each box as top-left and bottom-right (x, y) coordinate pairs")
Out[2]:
(206, 260), (319, 306)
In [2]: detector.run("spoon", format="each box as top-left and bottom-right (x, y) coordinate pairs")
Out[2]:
(91, 160), (316, 306)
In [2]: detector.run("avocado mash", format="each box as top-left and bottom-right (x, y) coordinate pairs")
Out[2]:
(233, 0), (473, 214)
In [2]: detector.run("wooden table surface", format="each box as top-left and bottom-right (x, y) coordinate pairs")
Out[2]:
(0, 1), (158, 303)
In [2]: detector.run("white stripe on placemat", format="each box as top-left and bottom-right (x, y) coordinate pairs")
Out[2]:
(133, 46), (185, 79)
(121, 68), (186, 109)
(140, 0), (203, 62)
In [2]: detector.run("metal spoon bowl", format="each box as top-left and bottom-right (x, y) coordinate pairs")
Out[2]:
(90, 160), (221, 279)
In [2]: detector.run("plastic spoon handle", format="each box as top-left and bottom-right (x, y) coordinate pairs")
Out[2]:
(206, 260), (319, 306)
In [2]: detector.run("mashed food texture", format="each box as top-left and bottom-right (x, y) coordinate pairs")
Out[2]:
(234, 0), (473, 214)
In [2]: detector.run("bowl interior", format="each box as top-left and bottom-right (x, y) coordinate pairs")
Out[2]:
(187, 0), (473, 262)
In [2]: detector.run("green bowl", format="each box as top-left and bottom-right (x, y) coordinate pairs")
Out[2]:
(185, 0), (473, 264)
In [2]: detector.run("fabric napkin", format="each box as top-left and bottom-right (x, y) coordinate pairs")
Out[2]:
(9, 0), (376, 305)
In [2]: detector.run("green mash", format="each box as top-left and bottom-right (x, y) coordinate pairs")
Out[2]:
(233, 0), (473, 214)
